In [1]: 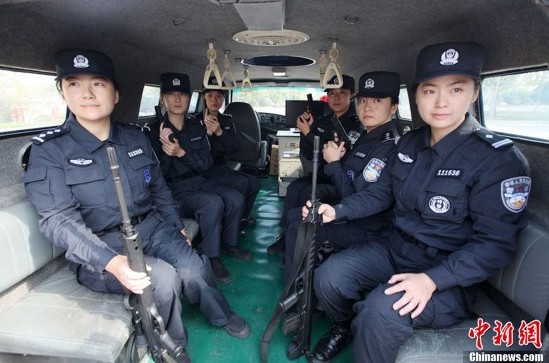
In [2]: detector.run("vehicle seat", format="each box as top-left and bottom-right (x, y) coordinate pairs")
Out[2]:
(224, 102), (268, 172)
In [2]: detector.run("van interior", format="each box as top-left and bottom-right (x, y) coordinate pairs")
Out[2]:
(0, 1), (548, 362)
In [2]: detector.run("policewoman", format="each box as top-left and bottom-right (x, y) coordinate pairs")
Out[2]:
(267, 74), (362, 255)
(146, 73), (250, 285)
(310, 42), (531, 363)
(24, 50), (249, 363)
(284, 71), (401, 284)
(199, 77), (260, 230)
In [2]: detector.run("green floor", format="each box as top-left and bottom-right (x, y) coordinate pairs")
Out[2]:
(181, 176), (352, 363)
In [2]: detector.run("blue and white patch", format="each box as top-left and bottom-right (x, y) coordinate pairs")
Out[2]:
(317, 127), (326, 134)
(143, 169), (152, 184)
(436, 168), (462, 178)
(363, 158), (386, 183)
(501, 176), (531, 213)
(69, 158), (93, 166)
(429, 196), (450, 214)
(398, 152), (414, 163)
(348, 130), (361, 145)
(190, 136), (202, 142)
(346, 169), (355, 181)
(127, 148), (143, 158)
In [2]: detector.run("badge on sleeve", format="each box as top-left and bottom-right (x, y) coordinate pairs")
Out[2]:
(143, 169), (152, 184)
(346, 169), (355, 181)
(363, 158), (386, 183)
(501, 176), (531, 213)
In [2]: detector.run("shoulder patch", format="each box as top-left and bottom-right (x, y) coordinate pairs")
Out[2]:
(474, 128), (513, 149)
(31, 127), (69, 145)
(501, 176), (531, 213)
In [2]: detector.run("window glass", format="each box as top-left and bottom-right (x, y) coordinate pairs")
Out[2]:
(139, 85), (160, 117)
(398, 86), (412, 120)
(0, 68), (66, 134)
(232, 86), (325, 115)
(482, 68), (549, 140)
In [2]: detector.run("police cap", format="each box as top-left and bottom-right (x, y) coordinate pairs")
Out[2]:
(414, 42), (485, 86)
(324, 74), (355, 93)
(55, 49), (117, 86)
(357, 71), (401, 103)
(160, 73), (191, 94)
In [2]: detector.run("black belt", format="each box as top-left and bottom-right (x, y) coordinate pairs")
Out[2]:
(167, 172), (201, 183)
(396, 228), (450, 257)
(102, 212), (149, 234)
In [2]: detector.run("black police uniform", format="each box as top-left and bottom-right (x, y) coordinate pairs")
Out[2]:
(284, 119), (399, 283)
(23, 115), (234, 348)
(279, 108), (362, 232)
(200, 111), (261, 221)
(146, 113), (245, 258)
(314, 115), (531, 363)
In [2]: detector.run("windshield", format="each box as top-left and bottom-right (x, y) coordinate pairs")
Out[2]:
(232, 86), (325, 115)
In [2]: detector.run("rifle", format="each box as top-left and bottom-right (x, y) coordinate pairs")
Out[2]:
(261, 136), (322, 362)
(106, 146), (188, 363)
(331, 114), (352, 150)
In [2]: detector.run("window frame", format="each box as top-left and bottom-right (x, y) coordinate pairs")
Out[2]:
(478, 64), (549, 145)
(0, 67), (67, 140)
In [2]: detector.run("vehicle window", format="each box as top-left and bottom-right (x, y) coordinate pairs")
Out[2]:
(481, 67), (549, 141)
(232, 86), (325, 115)
(139, 86), (200, 117)
(139, 85), (160, 117)
(0, 68), (66, 134)
(398, 86), (412, 120)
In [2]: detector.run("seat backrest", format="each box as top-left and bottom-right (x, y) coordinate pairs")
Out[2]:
(224, 102), (263, 170)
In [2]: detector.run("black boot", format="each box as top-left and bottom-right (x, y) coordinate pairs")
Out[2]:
(311, 321), (352, 362)
(267, 232), (285, 256)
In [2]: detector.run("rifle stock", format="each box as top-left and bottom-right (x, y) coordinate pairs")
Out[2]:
(106, 146), (187, 363)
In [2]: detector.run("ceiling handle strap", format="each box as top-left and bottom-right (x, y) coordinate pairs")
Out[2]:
(241, 65), (253, 92)
(321, 41), (343, 89)
(203, 42), (223, 89)
(220, 51), (237, 90)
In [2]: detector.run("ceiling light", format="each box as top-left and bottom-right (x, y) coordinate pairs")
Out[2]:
(272, 67), (286, 77)
(233, 29), (309, 46)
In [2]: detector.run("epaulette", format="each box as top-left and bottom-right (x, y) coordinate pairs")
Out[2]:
(127, 122), (151, 132)
(31, 126), (69, 145)
(381, 130), (395, 143)
(474, 127), (513, 149)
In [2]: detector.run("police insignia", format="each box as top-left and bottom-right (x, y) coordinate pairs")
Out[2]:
(348, 130), (361, 145)
(69, 158), (93, 166)
(429, 196), (450, 214)
(440, 48), (459, 65)
(73, 55), (89, 69)
(398, 152), (414, 163)
(143, 169), (152, 184)
(501, 176), (531, 213)
(346, 169), (355, 181)
(363, 158), (386, 183)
